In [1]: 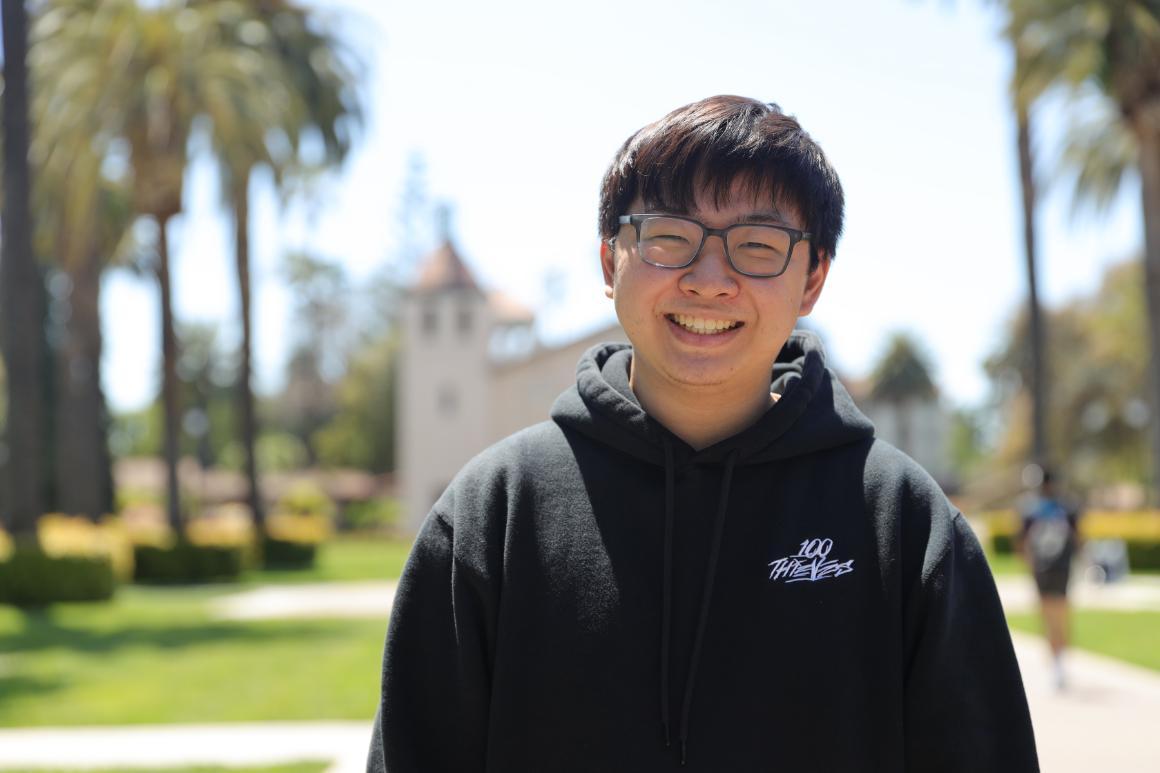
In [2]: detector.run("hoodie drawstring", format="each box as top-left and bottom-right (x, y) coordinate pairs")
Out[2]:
(660, 438), (675, 748)
(659, 445), (740, 766)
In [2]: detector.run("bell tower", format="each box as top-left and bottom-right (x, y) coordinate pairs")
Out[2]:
(398, 212), (494, 531)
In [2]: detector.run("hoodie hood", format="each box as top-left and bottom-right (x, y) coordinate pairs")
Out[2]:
(550, 329), (874, 465)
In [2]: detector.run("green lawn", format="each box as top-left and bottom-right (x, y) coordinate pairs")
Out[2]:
(0, 765), (327, 773)
(1007, 609), (1160, 672)
(0, 586), (386, 727)
(985, 551), (1025, 577)
(249, 535), (414, 585)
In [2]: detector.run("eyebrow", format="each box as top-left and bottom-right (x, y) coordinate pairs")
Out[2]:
(644, 202), (791, 226)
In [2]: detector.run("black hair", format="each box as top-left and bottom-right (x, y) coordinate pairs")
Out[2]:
(598, 95), (845, 271)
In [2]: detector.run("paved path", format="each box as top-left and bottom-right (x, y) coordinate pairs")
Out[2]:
(995, 573), (1160, 613)
(0, 722), (370, 773)
(1012, 631), (1160, 771)
(1, 576), (1158, 772)
(212, 581), (398, 621)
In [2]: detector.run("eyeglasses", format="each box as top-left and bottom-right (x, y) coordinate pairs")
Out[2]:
(616, 214), (810, 278)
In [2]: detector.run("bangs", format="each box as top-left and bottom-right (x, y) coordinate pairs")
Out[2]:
(599, 96), (844, 266)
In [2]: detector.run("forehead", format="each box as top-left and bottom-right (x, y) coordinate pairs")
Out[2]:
(642, 177), (802, 227)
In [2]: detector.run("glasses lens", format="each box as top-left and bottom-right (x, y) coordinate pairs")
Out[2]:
(637, 217), (701, 267)
(727, 226), (793, 276)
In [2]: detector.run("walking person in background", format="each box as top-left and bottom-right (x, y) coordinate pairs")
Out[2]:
(1018, 465), (1082, 690)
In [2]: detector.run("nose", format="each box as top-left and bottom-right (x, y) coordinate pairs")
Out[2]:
(678, 234), (738, 297)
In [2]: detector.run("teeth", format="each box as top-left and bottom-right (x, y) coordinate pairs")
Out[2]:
(672, 314), (740, 335)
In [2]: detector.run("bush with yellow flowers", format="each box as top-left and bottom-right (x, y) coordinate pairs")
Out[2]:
(0, 514), (122, 606)
(262, 481), (335, 569)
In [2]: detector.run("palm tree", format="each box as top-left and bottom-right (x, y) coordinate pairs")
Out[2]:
(1, 0), (49, 542)
(870, 333), (938, 457)
(34, 0), (291, 534)
(1004, 0), (1160, 499)
(1015, 102), (1048, 468)
(197, 0), (361, 535)
(31, 143), (139, 521)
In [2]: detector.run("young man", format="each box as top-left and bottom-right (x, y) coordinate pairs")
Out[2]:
(1018, 467), (1081, 690)
(367, 96), (1038, 771)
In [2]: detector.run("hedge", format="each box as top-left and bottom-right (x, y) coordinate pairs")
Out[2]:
(985, 510), (1160, 570)
(133, 541), (246, 583)
(0, 548), (115, 606)
(261, 535), (317, 569)
(259, 511), (330, 570)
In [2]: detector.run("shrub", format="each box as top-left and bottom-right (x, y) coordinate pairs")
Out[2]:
(133, 540), (246, 583)
(0, 547), (115, 606)
(187, 503), (255, 547)
(123, 502), (254, 583)
(343, 497), (401, 533)
(985, 512), (1020, 555)
(261, 534), (317, 568)
(38, 514), (134, 582)
(277, 480), (336, 519)
(260, 483), (334, 570)
(1126, 539), (1160, 571)
(261, 511), (330, 570)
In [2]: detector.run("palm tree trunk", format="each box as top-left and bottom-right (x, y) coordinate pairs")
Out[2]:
(1, 0), (49, 541)
(1017, 104), (1048, 467)
(55, 249), (113, 520)
(157, 215), (183, 535)
(233, 174), (265, 534)
(1137, 122), (1160, 506)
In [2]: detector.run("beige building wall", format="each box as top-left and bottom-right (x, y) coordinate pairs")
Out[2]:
(488, 324), (628, 442)
(399, 286), (495, 533)
(862, 399), (952, 485)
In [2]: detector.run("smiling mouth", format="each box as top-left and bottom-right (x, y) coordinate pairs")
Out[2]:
(667, 314), (743, 335)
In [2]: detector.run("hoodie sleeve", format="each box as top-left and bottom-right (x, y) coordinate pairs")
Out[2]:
(902, 509), (1039, 772)
(367, 509), (494, 773)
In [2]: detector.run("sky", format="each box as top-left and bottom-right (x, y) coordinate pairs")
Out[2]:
(100, 0), (1144, 412)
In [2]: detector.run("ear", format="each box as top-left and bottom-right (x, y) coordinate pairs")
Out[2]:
(797, 254), (831, 317)
(600, 240), (616, 300)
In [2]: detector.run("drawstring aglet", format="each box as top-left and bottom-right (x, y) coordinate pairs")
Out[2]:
(663, 722), (671, 747)
(680, 739), (688, 766)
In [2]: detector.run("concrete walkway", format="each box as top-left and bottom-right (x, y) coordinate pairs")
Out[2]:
(1, 576), (1158, 771)
(0, 722), (370, 773)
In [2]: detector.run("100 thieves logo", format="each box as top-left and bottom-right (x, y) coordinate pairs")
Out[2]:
(767, 537), (854, 583)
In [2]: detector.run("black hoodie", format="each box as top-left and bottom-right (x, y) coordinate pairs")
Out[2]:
(368, 331), (1039, 772)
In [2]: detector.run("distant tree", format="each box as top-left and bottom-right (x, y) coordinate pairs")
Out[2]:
(175, 323), (237, 470)
(870, 332), (938, 456)
(1003, 0), (1160, 499)
(36, 0), (298, 533)
(1015, 100), (1049, 468)
(198, 0), (362, 533)
(314, 332), (398, 473)
(278, 251), (350, 464)
(985, 258), (1150, 491)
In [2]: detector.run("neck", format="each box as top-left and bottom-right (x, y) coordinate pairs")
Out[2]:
(630, 363), (774, 451)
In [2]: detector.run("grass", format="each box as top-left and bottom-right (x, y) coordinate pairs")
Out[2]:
(1007, 609), (1160, 672)
(0, 765), (328, 773)
(0, 585), (387, 727)
(249, 535), (413, 585)
(984, 550), (1025, 577)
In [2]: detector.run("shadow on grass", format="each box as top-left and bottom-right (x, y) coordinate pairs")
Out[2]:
(0, 674), (66, 704)
(0, 610), (339, 656)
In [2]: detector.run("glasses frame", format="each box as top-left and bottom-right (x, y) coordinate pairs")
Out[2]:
(616, 213), (811, 278)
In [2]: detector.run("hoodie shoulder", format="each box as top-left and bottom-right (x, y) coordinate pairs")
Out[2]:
(432, 420), (575, 529)
(862, 438), (966, 587)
